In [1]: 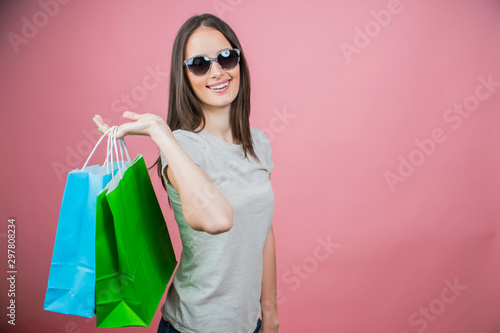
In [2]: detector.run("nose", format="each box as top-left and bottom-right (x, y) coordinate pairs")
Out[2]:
(209, 59), (225, 78)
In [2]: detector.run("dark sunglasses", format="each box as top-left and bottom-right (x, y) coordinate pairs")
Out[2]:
(184, 48), (240, 76)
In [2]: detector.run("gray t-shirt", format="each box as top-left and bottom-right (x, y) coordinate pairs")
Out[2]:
(159, 126), (275, 333)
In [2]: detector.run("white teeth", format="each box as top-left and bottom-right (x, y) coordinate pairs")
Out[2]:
(209, 81), (229, 90)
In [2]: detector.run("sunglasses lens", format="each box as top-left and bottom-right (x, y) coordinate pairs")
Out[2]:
(217, 49), (239, 70)
(188, 56), (210, 76)
(186, 50), (240, 76)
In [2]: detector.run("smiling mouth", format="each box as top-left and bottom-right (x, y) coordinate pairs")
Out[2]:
(207, 79), (231, 90)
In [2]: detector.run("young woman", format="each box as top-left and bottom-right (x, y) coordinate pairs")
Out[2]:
(93, 13), (279, 333)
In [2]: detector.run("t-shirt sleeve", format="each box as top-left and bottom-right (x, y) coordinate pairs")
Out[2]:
(264, 133), (274, 174)
(160, 130), (206, 187)
(254, 128), (274, 174)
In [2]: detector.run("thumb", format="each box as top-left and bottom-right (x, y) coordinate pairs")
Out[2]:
(122, 111), (140, 120)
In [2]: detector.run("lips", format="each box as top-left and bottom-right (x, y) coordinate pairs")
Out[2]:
(207, 79), (231, 89)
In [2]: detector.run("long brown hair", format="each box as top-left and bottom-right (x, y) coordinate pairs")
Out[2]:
(149, 13), (260, 209)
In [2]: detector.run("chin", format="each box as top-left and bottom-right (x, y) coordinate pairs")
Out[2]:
(206, 95), (238, 107)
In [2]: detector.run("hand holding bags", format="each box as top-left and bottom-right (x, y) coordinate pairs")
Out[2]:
(45, 126), (177, 327)
(95, 128), (177, 328)
(44, 127), (120, 317)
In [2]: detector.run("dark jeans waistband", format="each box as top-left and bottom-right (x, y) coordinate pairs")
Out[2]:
(158, 316), (262, 333)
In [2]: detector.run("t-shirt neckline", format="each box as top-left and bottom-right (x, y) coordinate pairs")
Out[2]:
(196, 126), (243, 150)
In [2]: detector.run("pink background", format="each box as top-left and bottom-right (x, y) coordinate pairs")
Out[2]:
(1, 0), (499, 332)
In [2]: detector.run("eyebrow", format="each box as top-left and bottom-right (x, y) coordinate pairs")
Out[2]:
(187, 47), (232, 59)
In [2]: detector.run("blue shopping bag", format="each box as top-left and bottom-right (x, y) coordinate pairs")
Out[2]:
(44, 127), (128, 317)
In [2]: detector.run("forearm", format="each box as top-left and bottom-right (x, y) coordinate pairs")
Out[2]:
(150, 122), (233, 234)
(261, 225), (280, 326)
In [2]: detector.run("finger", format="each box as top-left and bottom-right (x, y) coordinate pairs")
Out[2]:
(122, 111), (140, 120)
(92, 116), (104, 133)
(113, 124), (127, 139)
(93, 115), (112, 134)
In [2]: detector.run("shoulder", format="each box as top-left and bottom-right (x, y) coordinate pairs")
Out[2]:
(171, 129), (207, 147)
(172, 129), (202, 140)
(250, 126), (271, 151)
(250, 126), (271, 146)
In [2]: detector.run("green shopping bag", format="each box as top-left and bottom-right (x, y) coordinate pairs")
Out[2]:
(95, 153), (177, 328)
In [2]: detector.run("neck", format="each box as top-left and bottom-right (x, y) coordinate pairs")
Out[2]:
(200, 104), (239, 144)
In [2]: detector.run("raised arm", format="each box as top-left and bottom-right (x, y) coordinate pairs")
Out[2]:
(93, 112), (233, 235)
(151, 122), (233, 234)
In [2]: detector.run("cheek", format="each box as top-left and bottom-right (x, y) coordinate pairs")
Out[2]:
(185, 70), (204, 90)
(235, 79), (241, 95)
(189, 77), (207, 93)
(232, 69), (241, 90)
